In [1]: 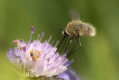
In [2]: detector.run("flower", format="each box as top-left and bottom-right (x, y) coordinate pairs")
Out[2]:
(7, 26), (71, 78)
(57, 69), (80, 80)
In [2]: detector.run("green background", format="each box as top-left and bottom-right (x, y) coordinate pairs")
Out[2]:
(0, 0), (119, 80)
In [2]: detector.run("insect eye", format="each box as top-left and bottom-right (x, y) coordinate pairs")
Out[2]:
(62, 30), (68, 36)
(64, 31), (69, 36)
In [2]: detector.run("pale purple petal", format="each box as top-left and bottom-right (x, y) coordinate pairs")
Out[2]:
(57, 69), (80, 80)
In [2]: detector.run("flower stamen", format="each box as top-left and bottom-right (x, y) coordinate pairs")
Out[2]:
(29, 50), (41, 61)
(13, 39), (26, 50)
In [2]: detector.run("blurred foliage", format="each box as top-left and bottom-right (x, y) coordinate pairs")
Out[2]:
(0, 0), (119, 80)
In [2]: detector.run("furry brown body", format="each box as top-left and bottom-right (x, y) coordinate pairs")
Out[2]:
(65, 20), (96, 37)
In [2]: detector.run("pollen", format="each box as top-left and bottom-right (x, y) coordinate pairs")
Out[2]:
(29, 50), (41, 61)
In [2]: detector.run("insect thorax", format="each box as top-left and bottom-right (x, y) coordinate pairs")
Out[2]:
(65, 20), (83, 36)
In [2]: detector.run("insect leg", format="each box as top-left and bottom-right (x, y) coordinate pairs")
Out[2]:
(78, 35), (82, 48)
(66, 36), (79, 57)
(60, 36), (68, 52)
(63, 36), (75, 54)
(67, 48), (79, 58)
(56, 36), (67, 52)
(63, 37), (71, 54)
(67, 36), (77, 53)
(67, 35), (82, 57)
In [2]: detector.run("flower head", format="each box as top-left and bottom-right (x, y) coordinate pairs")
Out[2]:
(7, 27), (70, 78)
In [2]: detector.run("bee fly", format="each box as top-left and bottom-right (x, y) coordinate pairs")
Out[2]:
(57, 11), (96, 57)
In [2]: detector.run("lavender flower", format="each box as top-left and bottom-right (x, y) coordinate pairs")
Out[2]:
(57, 69), (80, 80)
(7, 27), (71, 79)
